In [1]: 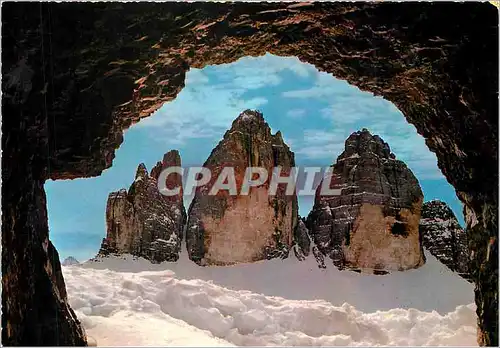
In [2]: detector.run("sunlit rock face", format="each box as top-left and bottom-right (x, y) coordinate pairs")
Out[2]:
(186, 110), (298, 265)
(420, 200), (471, 282)
(62, 256), (80, 266)
(98, 150), (186, 263)
(307, 129), (425, 273)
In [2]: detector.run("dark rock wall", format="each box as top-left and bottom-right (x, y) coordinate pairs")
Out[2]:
(1, 162), (87, 345)
(2, 2), (497, 345)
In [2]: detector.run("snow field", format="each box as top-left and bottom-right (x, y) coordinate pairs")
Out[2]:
(64, 250), (477, 346)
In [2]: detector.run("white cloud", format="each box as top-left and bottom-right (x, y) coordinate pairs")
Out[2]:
(282, 71), (358, 99)
(185, 69), (209, 85)
(294, 129), (347, 161)
(231, 74), (282, 90)
(286, 109), (306, 119)
(138, 53), (442, 180)
(381, 132), (442, 180)
(283, 70), (443, 180)
(286, 60), (314, 78)
(136, 53), (311, 145)
(302, 129), (346, 144)
(215, 54), (315, 89)
(320, 96), (397, 127)
(295, 144), (339, 160)
(295, 123), (442, 179)
(137, 81), (269, 145)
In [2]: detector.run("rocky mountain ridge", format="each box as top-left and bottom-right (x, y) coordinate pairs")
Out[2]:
(98, 150), (186, 263)
(62, 257), (80, 266)
(419, 200), (471, 282)
(95, 118), (469, 281)
(306, 128), (425, 273)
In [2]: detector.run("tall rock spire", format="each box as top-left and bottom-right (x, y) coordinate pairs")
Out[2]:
(307, 128), (425, 273)
(98, 151), (186, 263)
(186, 110), (298, 265)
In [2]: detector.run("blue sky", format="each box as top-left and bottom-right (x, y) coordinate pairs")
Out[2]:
(45, 53), (464, 262)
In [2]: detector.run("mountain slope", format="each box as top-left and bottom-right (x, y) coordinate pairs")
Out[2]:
(62, 256), (80, 266)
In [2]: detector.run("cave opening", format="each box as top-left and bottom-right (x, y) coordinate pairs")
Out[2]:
(45, 53), (463, 263)
(3, 2), (497, 346)
(44, 53), (474, 324)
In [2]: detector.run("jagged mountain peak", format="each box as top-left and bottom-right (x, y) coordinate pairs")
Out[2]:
(150, 149), (182, 180)
(421, 199), (458, 222)
(62, 256), (79, 266)
(236, 109), (265, 122)
(307, 130), (424, 273)
(341, 128), (393, 160)
(98, 152), (186, 264)
(135, 163), (149, 180)
(228, 109), (269, 133)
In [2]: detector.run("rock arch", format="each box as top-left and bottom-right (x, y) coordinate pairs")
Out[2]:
(2, 2), (498, 346)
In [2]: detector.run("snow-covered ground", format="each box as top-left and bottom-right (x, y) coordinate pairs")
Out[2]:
(63, 249), (477, 346)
